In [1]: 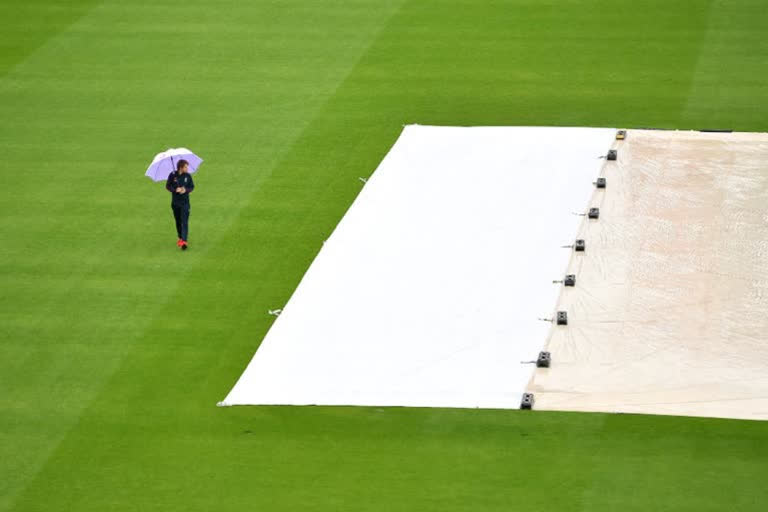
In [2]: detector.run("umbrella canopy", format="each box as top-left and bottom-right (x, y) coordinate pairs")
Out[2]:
(145, 148), (203, 182)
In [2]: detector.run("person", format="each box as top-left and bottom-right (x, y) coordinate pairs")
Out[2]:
(165, 159), (195, 250)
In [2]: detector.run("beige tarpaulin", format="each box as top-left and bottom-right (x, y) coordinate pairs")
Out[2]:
(529, 130), (768, 421)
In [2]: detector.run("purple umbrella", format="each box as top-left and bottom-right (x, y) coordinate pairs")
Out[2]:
(145, 148), (203, 182)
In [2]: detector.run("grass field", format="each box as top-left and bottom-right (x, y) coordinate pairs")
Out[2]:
(2, 0), (768, 510)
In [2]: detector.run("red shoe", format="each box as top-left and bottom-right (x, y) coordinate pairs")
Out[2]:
(181, 240), (188, 251)
(177, 239), (183, 247)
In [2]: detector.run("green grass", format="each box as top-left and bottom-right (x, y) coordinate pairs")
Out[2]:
(1, 0), (768, 510)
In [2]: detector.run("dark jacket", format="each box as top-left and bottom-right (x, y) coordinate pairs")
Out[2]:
(165, 171), (195, 207)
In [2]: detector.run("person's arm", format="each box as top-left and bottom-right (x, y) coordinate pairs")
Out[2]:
(166, 172), (176, 193)
(185, 174), (194, 194)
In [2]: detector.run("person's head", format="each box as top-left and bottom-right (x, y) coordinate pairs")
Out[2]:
(177, 159), (189, 174)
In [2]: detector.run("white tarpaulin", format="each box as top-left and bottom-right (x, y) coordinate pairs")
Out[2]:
(221, 125), (616, 408)
(529, 129), (768, 421)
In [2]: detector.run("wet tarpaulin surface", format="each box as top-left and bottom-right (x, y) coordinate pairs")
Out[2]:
(530, 130), (768, 420)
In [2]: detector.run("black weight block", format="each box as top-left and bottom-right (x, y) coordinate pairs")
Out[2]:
(520, 393), (535, 410)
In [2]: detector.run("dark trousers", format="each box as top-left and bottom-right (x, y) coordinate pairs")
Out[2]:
(172, 204), (190, 241)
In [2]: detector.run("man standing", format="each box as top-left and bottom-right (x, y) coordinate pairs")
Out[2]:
(165, 159), (195, 250)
